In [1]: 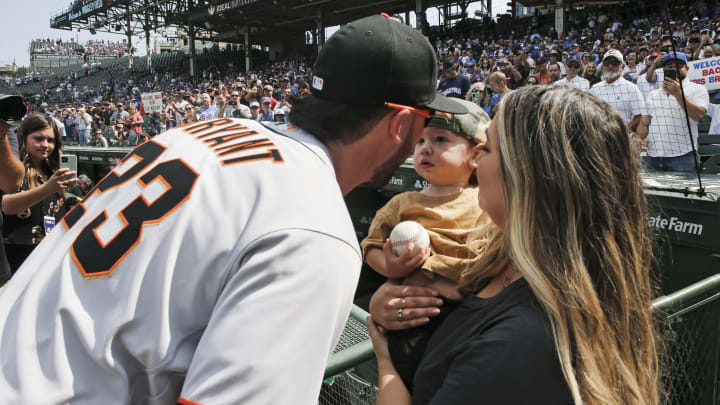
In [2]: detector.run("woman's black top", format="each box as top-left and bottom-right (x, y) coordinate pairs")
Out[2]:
(3, 176), (67, 246)
(412, 279), (574, 405)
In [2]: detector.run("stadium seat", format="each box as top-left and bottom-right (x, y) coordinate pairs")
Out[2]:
(701, 154), (720, 174)
(698, 115), (712, 135)
(698, 135), (720, 159)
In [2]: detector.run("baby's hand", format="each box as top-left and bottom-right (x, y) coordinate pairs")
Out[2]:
(382, 238), (431, 278)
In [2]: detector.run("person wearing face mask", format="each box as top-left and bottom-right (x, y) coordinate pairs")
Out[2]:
(641, 52), (709, 172)
(590, 49), (648, 139)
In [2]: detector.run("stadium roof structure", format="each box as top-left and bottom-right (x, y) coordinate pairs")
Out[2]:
(50, 0), (473, 44)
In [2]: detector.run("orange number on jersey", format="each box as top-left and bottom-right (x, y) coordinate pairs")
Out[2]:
(63, 141), (199, 278)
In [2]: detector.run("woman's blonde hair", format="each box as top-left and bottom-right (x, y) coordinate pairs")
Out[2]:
(18, 112), (63, 190)
(461, 85), (659, 405)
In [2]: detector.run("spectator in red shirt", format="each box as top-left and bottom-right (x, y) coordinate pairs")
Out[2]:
(534, 59), (552, 84)
(125, 105), (143, 144)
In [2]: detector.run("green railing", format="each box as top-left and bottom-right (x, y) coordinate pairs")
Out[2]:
(320, 273), (720, 405)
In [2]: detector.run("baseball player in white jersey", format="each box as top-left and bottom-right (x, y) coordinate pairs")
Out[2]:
(0, 14), (466, 405)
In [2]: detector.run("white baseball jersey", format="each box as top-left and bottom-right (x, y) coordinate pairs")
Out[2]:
(0, 119), (362, 405)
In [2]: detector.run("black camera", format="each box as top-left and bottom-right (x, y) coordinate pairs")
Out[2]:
(664, 69), (678, 80)
(0, 95), (27, 125)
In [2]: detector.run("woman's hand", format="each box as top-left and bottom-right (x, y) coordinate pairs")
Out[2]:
(370, 280), (442, 331)
(45, 168), (76, 194)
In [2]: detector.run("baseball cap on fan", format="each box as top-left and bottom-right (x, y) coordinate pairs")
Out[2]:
(310, 13), (467, 115)
(602, 49), (624, 65)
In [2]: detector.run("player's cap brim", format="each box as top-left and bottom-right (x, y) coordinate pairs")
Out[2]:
(424, 93), (468, 115)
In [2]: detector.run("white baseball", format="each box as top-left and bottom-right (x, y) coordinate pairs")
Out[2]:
(389, 221), (430, 257)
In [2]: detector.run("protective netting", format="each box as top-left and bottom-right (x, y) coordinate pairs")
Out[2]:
(320, 281), (720, 405)
(318, 369), (378, 405)
(659, 290), (720, 405)
(331, 316), (371, 353)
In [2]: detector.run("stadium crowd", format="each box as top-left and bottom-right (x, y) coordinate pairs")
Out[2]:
(31, 38), (127, 57)
(30, 38), (82, 56)
(15, 4), (720, 125)
(1, 2), (719, 267)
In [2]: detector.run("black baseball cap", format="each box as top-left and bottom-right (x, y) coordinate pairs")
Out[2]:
(311, 14), (466, 114)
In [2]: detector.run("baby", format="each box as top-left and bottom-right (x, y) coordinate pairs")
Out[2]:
(362, 98), (492, 392)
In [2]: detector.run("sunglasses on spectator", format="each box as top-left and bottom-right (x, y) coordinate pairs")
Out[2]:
(604, 59), (621, 67)
(385, 102), (432, 127)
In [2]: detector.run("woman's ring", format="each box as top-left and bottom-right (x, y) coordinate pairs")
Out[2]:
(397, 308), (404, 321)
(401, 298), (406, 309)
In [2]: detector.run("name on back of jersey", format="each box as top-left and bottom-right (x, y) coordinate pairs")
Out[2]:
(179, 118), (285, 166)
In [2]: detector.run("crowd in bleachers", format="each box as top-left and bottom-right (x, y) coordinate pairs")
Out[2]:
(82, 40), (127, 57)
(9, 2), (720, 162)
(429, 2), (720, 89)
(31, 38), (127, 57)
(30, 39), (83, 56)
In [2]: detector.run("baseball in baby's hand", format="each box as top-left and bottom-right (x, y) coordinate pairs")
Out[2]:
(389, 221), (430, 257)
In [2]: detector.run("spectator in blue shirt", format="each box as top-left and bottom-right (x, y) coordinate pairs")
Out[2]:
(487, 71), (512, 117)
(438, 60), (471, 99)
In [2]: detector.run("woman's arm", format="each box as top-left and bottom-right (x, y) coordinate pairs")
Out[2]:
(367, 317), (412, 405)
(0, 122), (23, 192)
(2, 168), (74, 215)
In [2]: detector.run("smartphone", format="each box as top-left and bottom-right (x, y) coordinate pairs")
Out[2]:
(664, 69), (678, 80)
(59, 155), (78, 179)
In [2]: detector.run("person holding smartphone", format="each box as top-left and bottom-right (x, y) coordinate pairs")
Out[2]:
(1, 113), (76, 272)
(641, 52), (709, 172)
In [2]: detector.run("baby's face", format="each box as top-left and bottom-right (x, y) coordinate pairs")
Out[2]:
(413, 127), (476, 187)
